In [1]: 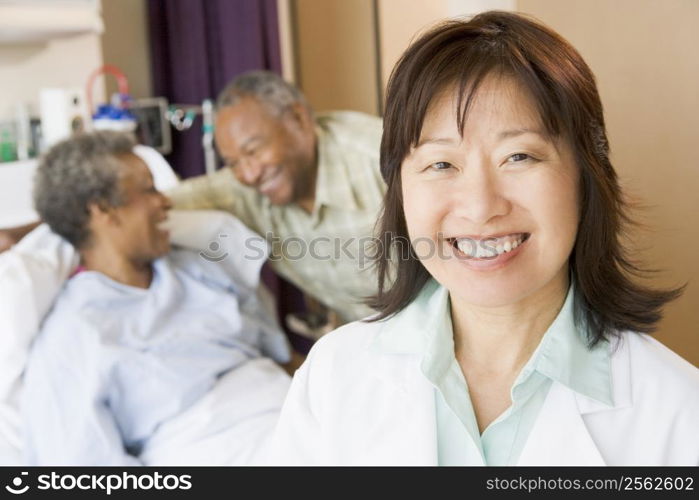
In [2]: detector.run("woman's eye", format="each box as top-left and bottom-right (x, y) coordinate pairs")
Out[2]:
(508, 153), (533, 163)
(428, 161), (453, 171)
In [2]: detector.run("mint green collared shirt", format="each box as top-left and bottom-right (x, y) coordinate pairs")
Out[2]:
(413, 279), (613, 465)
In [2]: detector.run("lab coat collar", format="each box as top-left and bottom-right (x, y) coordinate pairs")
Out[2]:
(524, 284), (614, 408)
(363, 342), (630, 466)
(364, 358), (623, 465)
(370, 278), (632, 464)
(372, 279), (619, 409)
(518, 337), (631, 465)
(516, 380), (607, 465)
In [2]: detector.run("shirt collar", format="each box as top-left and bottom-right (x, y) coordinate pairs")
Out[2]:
(372, 278), (613, 407)
(312, 123), (361, 215)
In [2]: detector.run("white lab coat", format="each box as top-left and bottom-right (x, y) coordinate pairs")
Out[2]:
(268, 317), (699, 465)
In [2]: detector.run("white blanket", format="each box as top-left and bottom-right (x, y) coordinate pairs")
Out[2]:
(140, 358), (290, 466)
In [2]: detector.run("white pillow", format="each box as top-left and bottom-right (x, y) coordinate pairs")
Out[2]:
(0, 224), (78, 464)
(166, 209), (270, 291)
(134, 145), (179, 192)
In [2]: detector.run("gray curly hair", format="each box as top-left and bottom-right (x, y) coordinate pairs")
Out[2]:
(33, 131), (136, 249)
(216, 70), (311, 116)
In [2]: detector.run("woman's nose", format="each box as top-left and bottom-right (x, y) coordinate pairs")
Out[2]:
(160, 192), (173, 211)
(451, 166), (510, 225)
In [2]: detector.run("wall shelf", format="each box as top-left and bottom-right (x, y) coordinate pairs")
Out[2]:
(0, 1), (103, 44)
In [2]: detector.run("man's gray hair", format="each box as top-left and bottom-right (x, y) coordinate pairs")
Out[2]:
(216, 70), (311, 116)
(33, 131), (136, 249)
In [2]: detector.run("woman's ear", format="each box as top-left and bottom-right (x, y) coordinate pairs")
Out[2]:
(88, 201), (119, 227)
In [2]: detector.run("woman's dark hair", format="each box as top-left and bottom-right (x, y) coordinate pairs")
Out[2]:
(368, 11), (682, 345)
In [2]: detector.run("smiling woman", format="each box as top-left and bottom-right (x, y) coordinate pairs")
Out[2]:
(399, 77), (579, 310)
(33, 132), (173, 289)
(370, 14), (680, 341)
(268, 11), (699, 466)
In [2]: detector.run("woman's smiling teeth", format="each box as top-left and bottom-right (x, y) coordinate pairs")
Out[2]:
(453, 233), (529, 258)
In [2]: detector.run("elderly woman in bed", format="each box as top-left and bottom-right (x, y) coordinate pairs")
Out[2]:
(269, 11), (698, 465)
(22, 131), (293, 465)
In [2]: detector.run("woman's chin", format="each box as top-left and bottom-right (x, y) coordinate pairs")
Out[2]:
(442, 267), (570, 311)
(157, 240), (171, 257)
(451, 289), (525, 309)
(440, 275), (534, 309)
(147, 236), (171, 260)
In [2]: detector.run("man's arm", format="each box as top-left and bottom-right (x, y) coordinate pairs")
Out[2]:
(0, 221), (41, 252)
(166, 168), (238, 213)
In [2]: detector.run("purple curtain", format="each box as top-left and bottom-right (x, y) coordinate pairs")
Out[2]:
(147, 0), (309, 352)
(147, 0), (282, 179)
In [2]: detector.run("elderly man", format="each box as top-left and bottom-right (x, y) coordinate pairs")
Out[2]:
(22, 131), (292, 465)
(167, 71), (385, 324)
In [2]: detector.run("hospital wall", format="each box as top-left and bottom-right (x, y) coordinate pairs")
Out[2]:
(100, 0), (152, 99)
(293, 0), (380, 114)
(0, 33), (104, 121)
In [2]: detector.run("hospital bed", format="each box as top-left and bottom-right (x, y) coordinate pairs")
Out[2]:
(0, 147), (278, 464)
